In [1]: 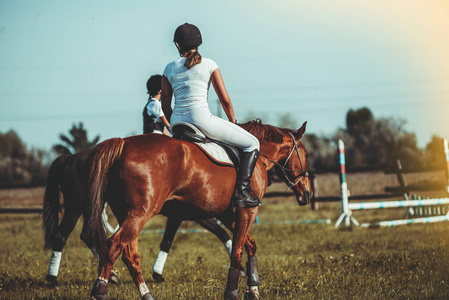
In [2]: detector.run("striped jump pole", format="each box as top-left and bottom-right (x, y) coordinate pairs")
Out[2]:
(348, 198), (449, 210)
(444, 139), (449, 194)
(361, 215), (449, 228)
(335, 139), (360, 227)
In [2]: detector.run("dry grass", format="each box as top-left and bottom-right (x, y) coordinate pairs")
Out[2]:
(1, 171), (449, 299)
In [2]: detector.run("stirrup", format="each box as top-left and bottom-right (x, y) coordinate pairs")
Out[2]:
(234, 190), (261, 208)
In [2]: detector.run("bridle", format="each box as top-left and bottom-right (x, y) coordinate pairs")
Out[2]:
(260, 132), (309, 192)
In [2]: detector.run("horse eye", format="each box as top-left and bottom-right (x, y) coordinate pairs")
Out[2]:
(305, 154), (309, 159)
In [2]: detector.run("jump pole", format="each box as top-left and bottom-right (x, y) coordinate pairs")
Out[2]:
(444, 138), (449, 193)
(360, 215), (449, 227)
(335, 139), (359, 227)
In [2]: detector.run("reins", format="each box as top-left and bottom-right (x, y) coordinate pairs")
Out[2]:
(260, 132), (309, 191)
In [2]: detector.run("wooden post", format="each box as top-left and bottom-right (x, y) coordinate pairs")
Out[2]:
(395, 159), (409, 201)
(310, 172), (319, 211)
(444, 139), (449, 194)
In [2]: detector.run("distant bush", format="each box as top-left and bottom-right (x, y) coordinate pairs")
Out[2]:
(0, 130), (49, 188)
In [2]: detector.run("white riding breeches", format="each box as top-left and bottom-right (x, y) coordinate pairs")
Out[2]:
(171, 107), (259, 152)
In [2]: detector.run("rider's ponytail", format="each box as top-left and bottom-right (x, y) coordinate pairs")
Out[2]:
(184, 49), (202, 69)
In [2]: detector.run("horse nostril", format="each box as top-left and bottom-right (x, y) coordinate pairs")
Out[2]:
(304, 190), (312, 203)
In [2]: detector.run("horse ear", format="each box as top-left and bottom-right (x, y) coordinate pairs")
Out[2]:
(294, 121), (307, 139)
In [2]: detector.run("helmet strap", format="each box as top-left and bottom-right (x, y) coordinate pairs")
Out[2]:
(174, 42), (184, 57)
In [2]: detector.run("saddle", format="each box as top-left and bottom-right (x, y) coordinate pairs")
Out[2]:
(172, 122), (240, 168)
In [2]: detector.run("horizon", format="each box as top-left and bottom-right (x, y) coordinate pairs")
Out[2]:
(1, 1), (448, 150)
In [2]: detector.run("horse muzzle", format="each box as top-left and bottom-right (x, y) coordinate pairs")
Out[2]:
(296, 190), (313, 206)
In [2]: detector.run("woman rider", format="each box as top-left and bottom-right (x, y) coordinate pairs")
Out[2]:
(161, 23), (260, 208)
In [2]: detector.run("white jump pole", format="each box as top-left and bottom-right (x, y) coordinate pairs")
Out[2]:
(444, 139), (449, 194)
(348, 198), (449, 210)
(335, 139), (359, 227)
(361, 215), (449, 227)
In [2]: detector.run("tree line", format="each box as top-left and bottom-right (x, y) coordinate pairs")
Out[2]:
(302, 107), (445, 172)
(0, 108), (446, 188)
(0, 123), (99, 188)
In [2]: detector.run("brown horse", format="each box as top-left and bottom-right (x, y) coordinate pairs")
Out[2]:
(86, 120), (312, 300)
(42, 148), (235, 287)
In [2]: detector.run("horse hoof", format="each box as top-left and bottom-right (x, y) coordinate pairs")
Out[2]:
(46, 275), (59, 288)
(142, 292), (155, 300)
(152, 272), (165, 283)
(109, 270), (119, 285)
(224, 289), (239, 300)
(90, 279), (107, 300)
(244, 289), (260, 300)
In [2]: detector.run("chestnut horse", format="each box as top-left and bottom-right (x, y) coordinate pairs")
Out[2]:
(42, 148), (234, 287)
(86, 120), (312, 300)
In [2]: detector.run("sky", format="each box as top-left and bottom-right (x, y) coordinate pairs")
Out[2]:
(1, 0), (448, 150)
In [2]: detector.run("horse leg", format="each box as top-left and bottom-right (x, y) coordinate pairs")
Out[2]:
(152, 217), (182, 283)
(91, 214), (152, 300)
(244, 234), (260, 300)
(224, 207), (259, 300)
(46, 209), (81, 288)
(80, 223), (119, 285)
(197, 218), (232, 256)
(122, 238), (154, 300)
(198, 218), (246, 276)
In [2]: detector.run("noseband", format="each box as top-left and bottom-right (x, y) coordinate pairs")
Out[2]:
(260, 132), (309, 191)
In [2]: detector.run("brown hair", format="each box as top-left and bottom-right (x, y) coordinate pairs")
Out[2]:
(184, 49), (202, 69)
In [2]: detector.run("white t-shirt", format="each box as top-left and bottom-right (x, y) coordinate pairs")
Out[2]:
(163, 57), (218, 113)
(146, 98), (164, 123)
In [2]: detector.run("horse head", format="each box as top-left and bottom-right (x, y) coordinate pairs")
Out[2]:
(274, 121), (313, 206)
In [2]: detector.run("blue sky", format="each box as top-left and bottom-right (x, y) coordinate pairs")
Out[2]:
(1, 0), (448, 150)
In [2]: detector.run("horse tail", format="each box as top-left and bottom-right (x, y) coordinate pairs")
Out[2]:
(42, 155), (68, 249)
(86, 138), (125, 261)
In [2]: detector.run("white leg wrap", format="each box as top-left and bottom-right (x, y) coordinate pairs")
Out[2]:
(250, 286), (259, 296)
(224, 240), (233, 257)
(139, 282), (150, 297)
(153, 251), (168, 274)
(98, 276), (108, 283)
(90, 247), (100, 261)
(48, 251), (62, 276)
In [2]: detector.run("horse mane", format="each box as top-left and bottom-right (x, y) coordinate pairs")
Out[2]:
(239, 119), (293, 143)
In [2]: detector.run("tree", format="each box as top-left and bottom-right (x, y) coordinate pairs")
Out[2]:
(53, 122), (100, 155)
(302, 133), (338, 171)
(0, 130), (48, 188)
(424, 135), (446, 169)
(277, 112), (298, 129)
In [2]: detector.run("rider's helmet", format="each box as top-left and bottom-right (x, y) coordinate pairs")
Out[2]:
(174, 23), (202, 51)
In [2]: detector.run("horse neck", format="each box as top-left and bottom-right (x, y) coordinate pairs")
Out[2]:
(259, 139), (290, 171)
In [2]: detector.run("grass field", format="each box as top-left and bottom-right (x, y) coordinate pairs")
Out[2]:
(1, 172), (449, 299)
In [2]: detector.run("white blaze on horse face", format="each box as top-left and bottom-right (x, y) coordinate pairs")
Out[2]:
(139, 282), (150, 297)
(47, 251), (62, 276)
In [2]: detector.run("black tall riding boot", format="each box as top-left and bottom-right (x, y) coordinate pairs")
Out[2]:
(234, 149), (261, 208)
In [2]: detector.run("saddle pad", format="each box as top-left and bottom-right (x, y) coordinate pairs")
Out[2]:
(194, 142), (237, 167)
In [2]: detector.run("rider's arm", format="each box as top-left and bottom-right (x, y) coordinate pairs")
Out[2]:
(161, 75), (173, 123)
(210, 68), (237, 124)
(161, 115), (171, 132)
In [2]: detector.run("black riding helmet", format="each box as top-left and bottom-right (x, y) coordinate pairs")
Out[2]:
(174, 23), (202, 52)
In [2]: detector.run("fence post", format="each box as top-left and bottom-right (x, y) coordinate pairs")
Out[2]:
(444, 139), (449, 194)
(310, 173), (319, 211)
(335, 139), (359, 227)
